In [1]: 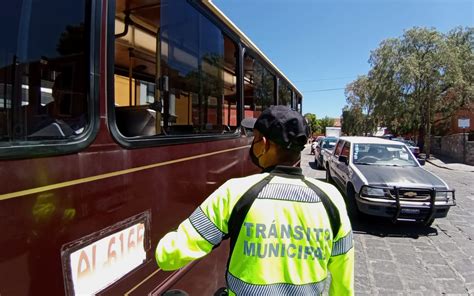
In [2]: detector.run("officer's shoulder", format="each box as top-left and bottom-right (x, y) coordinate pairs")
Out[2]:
(304, 178), (345, 205)
(305, 178), (339, 193)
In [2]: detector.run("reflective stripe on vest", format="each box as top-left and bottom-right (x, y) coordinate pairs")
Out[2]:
(257, 183), (320, 203)
(189, 207), (224, 246)
(227, 272), (327, 296)
(332, 230), (353, 256)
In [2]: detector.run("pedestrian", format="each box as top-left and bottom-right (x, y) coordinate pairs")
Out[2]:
(155, 105), (354, 295)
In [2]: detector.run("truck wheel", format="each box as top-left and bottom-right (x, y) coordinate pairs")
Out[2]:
(346, 185), (360, 219)
(425, 218), (435, 227)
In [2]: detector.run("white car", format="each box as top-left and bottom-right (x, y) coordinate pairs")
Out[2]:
(326, 136), (455, 225)
(315, 137), (338, 170)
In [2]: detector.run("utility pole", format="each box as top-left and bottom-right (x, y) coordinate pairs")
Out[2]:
(458, 117), (470, 164)
(463, 127), (466, 164)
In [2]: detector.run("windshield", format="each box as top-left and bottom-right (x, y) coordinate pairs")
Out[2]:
(353, 143), (417, 167)
(322, 138), (337, 149)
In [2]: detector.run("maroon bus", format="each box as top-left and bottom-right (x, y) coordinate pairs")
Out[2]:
(0, 0), (303, 295)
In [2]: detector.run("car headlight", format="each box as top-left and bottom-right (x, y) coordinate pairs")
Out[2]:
(360, 186), (387, 197)
(435, 191), (453, 201)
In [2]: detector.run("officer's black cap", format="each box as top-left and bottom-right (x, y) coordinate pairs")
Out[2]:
(242, 105), (309, 151)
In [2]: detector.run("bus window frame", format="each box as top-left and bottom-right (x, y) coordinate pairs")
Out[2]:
(242, 48), (278, 110)
(0, 0), (101, 160)
(107, 0), (245, 149)
(243, 47), (302, 111)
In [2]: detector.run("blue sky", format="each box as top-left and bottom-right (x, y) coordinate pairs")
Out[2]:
(212, 0), (474, 119)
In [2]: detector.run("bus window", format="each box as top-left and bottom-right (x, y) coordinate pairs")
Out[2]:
(113, 0), (238, 138)
(296, 94), (303, 113)
(278, 80), (292, 107)
(243, 54), (275, 119)
(0, 0), (89, 145)
(222, 37), (239, 131)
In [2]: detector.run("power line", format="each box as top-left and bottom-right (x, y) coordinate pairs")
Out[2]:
(294, 76), (356, 83)
(302, 87), (345, 93)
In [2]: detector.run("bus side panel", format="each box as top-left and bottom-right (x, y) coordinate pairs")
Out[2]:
(0, 136), (254, 295)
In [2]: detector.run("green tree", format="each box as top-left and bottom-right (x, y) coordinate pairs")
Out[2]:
(304, 113), (320, 135)
(341, 106), (365, 136)
(345, 75), (377, 135)
(346, 27), (474, 157)
(318, 116), (336, 135)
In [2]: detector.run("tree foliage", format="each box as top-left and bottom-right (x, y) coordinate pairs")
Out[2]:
(304, 114), (336, 135)
(304, 113), (320, 135)
(341, 106), (365, 136)
(343, 26), (474, 156)
(344, 75), (377, 135)
(318, 116), (335, 134)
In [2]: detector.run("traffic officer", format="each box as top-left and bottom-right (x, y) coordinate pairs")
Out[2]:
(156, 105), (354, 295)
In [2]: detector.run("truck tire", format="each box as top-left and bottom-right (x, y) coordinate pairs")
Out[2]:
(425, 218), (435, 227)
(346, 184), (362, 220)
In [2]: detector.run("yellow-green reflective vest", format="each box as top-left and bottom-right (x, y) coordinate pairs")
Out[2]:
(156, 166), (354, 295)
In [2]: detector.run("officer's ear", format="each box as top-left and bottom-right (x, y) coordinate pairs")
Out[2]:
(262, 136), (271, 152)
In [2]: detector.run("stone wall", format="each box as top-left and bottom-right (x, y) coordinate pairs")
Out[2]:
(431, 133), (474, 165)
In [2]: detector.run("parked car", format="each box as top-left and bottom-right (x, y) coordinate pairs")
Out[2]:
(326, 137), (455, 225)
(310, 136), (325, 155)
(315, 137), (338, 169)
(392, 137), (420, 159)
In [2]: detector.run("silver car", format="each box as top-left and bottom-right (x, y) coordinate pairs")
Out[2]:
(326, 137), (455, 225)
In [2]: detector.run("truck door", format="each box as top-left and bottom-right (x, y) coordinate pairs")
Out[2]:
(330, 140), (345, 186)
(336, 142), (351, 188)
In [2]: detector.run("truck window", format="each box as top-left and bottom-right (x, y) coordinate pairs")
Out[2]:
(334, 140), (344, 156)
(341, 142), (350, 158)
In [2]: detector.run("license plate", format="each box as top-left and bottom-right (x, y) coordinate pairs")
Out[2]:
(401, 208), (420, 214)
(67, 221), (147, 295)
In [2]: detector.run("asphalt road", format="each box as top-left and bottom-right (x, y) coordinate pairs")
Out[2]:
(300, 145), (474, 295)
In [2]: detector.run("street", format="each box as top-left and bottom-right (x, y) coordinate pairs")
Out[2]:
(300, 145), (474, 295)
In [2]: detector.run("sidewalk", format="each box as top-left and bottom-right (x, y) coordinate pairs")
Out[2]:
(425, 155), (474, 172)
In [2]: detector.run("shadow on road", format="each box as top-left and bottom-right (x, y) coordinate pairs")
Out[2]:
(308, 161), (324, 173)
(308, 161), (318, 170)
(350, 214), (438, 238)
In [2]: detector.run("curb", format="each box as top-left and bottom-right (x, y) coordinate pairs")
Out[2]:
(425, 159), (454, 170)
(426, 159), (474, 173)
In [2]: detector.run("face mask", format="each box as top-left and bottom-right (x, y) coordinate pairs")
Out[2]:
(249, 139), (264, 169)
